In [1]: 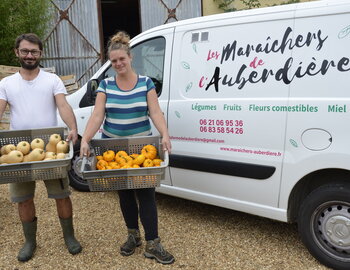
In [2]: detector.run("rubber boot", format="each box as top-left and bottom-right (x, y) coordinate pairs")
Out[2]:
(17, 217), (37, 262)
(59, 217), (82, 255)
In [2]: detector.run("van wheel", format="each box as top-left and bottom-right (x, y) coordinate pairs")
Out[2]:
(68, 150), (90, 192)
(298, 184), (350, 270)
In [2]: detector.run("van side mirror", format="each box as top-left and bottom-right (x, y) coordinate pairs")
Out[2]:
(79, 79), (99, 108)
(150, 77), (162, 96)
(87, 79), (99, 103)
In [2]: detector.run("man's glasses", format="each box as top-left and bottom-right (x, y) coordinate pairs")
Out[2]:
(18, 49), (41, 57)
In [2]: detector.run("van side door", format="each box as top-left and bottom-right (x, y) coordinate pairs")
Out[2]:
(166, 10), (295, 219)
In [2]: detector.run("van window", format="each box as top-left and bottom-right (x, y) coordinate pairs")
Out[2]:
(131, 37), (166, 96)
(103, 37), (166, 96)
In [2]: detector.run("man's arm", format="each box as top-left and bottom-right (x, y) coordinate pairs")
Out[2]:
(55, 93), (78, 144)
(0, 99), (7, 123)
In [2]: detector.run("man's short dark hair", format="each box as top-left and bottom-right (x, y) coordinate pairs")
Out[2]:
(15, 33), (43, 51)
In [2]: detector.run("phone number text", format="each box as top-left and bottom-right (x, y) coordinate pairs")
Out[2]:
(199, 119), (244, 134)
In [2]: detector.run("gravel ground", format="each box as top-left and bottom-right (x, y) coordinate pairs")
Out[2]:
(0, 182), (330, 270)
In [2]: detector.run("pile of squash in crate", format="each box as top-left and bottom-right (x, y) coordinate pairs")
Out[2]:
(0, 134), (69, 164)
(96, 144), (163, 170)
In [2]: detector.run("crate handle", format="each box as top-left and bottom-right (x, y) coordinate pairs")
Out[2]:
(80, 157), (91, 173)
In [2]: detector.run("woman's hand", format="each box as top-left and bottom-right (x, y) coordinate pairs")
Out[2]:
(80, 140), (91, 158)
(161, 135), (172, 154)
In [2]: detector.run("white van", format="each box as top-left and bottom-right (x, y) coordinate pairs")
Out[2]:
(63, 1), (350, 269)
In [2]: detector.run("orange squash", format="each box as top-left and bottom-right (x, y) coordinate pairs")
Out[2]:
(129, 153), (139, 159)
(115, 150), (128, 159)
(96, 155), (103, 161)
(108, 161), (119, 168)
(113, 164), (121, 169)
(121, 164), (132, 169)
(143, 159), (154, 167)
(141, 145), (157, 160)
(132, 154), (146, 165)
(96, 159), (108, 170)
(103, 150), (115, 162)
(116, 155), (133, 167)
(153, 159), (163, 166)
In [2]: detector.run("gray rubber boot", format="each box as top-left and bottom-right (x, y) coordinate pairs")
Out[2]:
(59, 217), (82, 255)
(17, 217), (37, 262)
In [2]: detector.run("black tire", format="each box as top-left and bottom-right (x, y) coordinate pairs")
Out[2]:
(68, 149), (90, 192)
(298, 184), (350, 270)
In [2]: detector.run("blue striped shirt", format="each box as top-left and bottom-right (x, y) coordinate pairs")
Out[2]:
(97, 75), (155, 138)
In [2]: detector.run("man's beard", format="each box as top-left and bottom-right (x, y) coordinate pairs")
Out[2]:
(19, 58), (40, 70)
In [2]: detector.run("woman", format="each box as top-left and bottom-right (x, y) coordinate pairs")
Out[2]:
(80, 31), (174, 265)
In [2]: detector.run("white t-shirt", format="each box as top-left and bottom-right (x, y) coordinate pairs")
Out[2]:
(0, 69), (67, 130)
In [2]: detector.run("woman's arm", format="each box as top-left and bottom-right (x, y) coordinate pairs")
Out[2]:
(147, 89), (172, 153)
(80, 92), (107, 157)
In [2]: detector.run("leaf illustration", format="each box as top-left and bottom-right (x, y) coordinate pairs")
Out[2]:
(338, 25), (350, 39)
(181, 61), (190, 69)
(175, 111), (181, 118)
(289, 139), (298, 148)
(185, 82), (193, 92)
(192, 43), (197, 53)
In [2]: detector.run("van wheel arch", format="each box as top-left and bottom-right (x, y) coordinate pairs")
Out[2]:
(298, 183), (350, 270)
(288, 169), (350, 223)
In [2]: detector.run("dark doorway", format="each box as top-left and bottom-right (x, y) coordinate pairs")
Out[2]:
(99, 0), (141, 60)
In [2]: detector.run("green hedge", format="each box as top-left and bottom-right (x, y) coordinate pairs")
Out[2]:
(214, 0), (301, 12)
(0, 0), (52, 66)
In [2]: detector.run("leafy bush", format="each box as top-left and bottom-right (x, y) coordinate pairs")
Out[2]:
(213, 0), (236, 12)
(274, 0), (301, 5)
(214, 0), (302, 12)
(0, 0), (52, 66)
(214, 0), (261, 12)
(242, 0), (261, 9)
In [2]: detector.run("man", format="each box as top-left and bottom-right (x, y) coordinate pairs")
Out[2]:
(0, 33), (82, 261)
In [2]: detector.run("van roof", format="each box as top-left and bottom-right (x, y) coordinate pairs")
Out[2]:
(131, 0), (349, 42)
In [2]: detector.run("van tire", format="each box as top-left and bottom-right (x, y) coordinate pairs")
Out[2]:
(298, 184), (350, 270)
(68, 149), (90, 192)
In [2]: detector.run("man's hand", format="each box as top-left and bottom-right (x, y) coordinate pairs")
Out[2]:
(66, 129), (78, 145)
